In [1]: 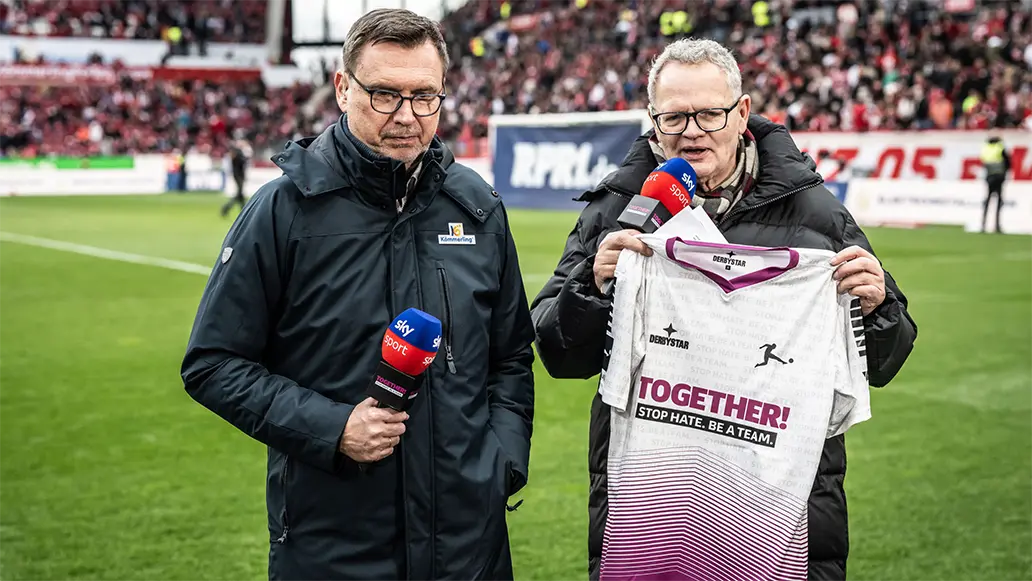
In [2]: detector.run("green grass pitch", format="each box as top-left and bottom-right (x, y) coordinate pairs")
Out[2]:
(1, 193), (1029, 580)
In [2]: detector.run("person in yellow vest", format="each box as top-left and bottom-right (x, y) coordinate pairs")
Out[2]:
(167, 26), (183, 56)
(752, 1), (771, 27)
(980, 135), (1011, 233)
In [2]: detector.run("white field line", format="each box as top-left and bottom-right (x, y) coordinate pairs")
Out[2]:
(0, 231), (561, 283)
(0, 232), (213, 275)
(5, 231), (1023, 285)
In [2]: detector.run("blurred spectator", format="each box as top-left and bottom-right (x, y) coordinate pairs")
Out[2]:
(2, 0), (1031, 161)
(431, 0), (1032, 140)
(1, 0), (267, 44)
(0, 69), (319, 159)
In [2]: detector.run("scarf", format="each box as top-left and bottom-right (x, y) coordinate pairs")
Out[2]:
(649, 133), (759, 219)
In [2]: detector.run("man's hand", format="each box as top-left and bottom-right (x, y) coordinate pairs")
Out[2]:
(594, 229), (653, 291)
(831, 245), (886, 316)
(340, 397), (408, 463)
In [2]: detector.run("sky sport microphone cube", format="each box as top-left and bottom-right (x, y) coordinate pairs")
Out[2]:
(617, 196), (672, 233)
(368, 308), (442, 411)
(603, 158), (698, 296)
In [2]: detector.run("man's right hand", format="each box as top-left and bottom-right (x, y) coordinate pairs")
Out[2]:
(593, 229), (653, 291)
(340, 397), (409, 463)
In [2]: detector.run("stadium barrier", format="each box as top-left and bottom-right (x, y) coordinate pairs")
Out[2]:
(483, 110), (1030, 232)
(0, 155), (166, 195)
(488, 110), (652, 210)
(843, 178), (1032, 234)
(1, 113), (1028, 234)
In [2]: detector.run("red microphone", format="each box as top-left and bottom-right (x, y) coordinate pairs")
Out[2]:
(601, 158), (698, 294)
(367, 308), (442, 411)
(616, 158), (698, 232)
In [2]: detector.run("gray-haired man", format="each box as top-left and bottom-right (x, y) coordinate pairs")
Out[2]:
(531, 38), (916, 580)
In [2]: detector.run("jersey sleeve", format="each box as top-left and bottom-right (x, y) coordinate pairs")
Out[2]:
(598, 249), (647, 412)
(827, 296), (873, 438)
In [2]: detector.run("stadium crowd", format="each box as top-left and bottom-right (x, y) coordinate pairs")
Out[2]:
(1, 0), (267, 44)
(436, 0), (1032, 144)
(0, 74), (324, 158)
(1, 0), (1030, 160)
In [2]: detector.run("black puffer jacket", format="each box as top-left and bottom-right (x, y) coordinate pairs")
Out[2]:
(182, 116), (535, 580)
(529, 115), (917, 580)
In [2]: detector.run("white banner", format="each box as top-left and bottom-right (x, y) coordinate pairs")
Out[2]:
(844, 178), (1032, 234)
(0, 156), (167, 196)
(794, 130), (1031, 182)
(0, 168), (165, 196)
(0, 35), (267, 67)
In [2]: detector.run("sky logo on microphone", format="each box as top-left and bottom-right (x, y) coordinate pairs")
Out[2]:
(382, 308), (443, 376)
(655, 157), (698, 197)
(394, 318), (415, 338)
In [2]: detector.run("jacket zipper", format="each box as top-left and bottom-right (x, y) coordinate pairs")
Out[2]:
(274, 456), (291, 543)
(435, 265), (456, 374)
(426, 374), (437, 578)
(602, 184), (632, 199)
(717, 180), (823, 228)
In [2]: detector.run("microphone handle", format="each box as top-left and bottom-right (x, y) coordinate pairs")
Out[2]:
(601, 278), (615, 296)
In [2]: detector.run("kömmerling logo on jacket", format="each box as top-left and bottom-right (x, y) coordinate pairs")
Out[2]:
(438, 222), (476, 245)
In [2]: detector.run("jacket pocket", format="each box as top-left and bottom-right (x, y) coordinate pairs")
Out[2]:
(435, 261), (457, 374)
(274, 455), (291, 544)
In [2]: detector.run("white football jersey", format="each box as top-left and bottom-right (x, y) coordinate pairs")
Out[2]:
(598, 234), (870, 581)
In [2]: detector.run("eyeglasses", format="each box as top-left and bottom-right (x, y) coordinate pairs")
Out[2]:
(650, 97), (743, 134)
(349, 72), (446, 117)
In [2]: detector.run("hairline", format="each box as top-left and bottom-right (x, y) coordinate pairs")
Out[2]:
(647, 39), (743, 109)
(340, 9), (450, 80)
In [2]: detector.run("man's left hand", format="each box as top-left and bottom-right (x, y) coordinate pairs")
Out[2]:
(831, 245), (886, 316)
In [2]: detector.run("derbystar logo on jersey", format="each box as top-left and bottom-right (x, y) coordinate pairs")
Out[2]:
(711, 250), (747, 271)
(649, 322), (690, 350)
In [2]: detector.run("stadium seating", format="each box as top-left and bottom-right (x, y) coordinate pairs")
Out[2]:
(0, 72), (322, 159)
(1, 0), (1030, 160)
(434, 0), (1032, 142)
(1, 0), (267, 43)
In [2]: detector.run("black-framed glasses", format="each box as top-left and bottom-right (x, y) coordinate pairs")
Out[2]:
(651, 97), (743, 134)
(349, 72), (446, 117)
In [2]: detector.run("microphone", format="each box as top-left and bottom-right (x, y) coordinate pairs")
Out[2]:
(601, 158), (697, 294)
(366, 307), (442, 411)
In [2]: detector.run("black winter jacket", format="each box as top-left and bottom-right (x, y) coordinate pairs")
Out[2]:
(182, 116), (535, 580)
(530, 115), (917, 581)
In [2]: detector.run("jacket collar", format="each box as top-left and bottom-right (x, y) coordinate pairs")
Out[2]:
(272, 114), (453, 207)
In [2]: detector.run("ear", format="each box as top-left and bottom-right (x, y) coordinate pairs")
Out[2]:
(333, 69), (348, 112)
(737, 94), (752, 134)
(648, 105), (660, 135)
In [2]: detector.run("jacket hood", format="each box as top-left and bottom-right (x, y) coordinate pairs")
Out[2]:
(592, 114), (822, 207)
(271, 114), (455, 203)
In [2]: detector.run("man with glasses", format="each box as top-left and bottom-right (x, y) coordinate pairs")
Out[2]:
(182, 8), (535, 580)
(530, 38), (916, 580)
